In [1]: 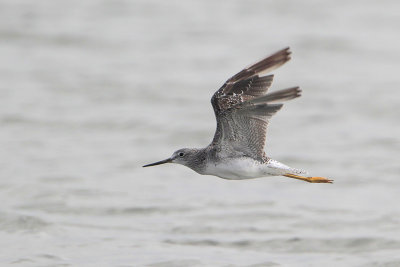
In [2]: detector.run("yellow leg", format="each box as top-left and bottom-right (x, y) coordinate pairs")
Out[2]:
(283, 173), (333, 183)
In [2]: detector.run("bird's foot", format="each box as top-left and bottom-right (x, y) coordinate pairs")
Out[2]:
(283, 173), (333, 183)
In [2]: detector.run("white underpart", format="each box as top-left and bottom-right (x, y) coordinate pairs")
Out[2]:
(203, 157), (307, 180)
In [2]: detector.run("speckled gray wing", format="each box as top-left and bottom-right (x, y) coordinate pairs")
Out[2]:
(211, 47), (301, 158)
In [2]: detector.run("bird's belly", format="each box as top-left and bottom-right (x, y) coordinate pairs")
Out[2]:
(203, 158), (275, 180)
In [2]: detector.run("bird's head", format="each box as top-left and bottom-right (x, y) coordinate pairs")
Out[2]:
(143, 148), (202, 169)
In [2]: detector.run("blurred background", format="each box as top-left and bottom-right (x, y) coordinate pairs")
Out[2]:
(1, 0), (399, 266)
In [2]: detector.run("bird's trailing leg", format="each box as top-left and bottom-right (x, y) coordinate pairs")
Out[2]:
(283, 173), (333, 183)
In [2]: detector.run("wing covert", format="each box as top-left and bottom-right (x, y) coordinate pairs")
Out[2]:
(210, 47), (300, 158)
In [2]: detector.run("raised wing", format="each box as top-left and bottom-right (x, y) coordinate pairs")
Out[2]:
(210, 47), (301, 158)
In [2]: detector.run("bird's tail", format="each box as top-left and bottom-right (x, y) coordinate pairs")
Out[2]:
(288, 167), (308, 175)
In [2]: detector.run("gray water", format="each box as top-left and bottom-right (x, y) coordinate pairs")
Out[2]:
(1, 0), (400, 266)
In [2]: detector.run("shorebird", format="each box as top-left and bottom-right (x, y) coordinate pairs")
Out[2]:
(143, 47), (332, 183)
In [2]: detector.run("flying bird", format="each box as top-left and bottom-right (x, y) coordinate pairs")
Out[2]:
(143, 47), (332, 183)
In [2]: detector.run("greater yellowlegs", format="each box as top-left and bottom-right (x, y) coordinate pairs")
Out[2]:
(143, 47), (332, 183)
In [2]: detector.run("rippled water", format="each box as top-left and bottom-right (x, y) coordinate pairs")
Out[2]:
(1, 0), (400, 266)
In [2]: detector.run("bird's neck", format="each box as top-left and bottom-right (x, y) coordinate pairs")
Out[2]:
(185, 148), (208, 174)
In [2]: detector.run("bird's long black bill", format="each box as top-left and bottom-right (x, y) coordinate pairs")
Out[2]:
(142, 158), (171, 167)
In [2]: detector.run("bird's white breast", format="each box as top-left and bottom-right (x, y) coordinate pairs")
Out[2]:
(203, 157), (287, 180)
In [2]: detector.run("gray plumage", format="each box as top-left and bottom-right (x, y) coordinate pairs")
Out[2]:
(143, 47), (310, 179)
(209, 47), (300, 161)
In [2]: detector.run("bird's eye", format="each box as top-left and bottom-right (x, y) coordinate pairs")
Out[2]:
(178, 152), (184, 157)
